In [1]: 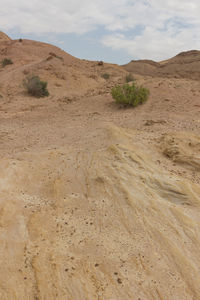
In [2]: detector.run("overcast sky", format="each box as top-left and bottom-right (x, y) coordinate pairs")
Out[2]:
(1, 0), (200, 64)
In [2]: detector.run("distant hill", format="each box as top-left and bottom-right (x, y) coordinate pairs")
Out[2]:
(122, 50), (200, 80)
(0, 31), (11, 42)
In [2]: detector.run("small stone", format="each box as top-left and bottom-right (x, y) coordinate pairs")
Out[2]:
(117, 278), (122, 284)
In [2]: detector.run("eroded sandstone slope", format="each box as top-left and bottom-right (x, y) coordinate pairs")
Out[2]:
(1, 126), (200, 300)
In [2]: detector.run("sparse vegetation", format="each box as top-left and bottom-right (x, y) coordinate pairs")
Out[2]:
(19, 38), (23, 42)
(23, 75), (49, 97)
(1, 58), (13, 67)
(56, 55), (63, 61)
(125, 73), (134, 83)
(101, 73), (110, 80)
(111, 82), (149, 107)
(48, 52), (63, 61)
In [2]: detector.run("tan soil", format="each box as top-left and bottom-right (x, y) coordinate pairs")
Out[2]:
(0, 34), (200, 300)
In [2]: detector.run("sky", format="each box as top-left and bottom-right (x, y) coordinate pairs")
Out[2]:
(1, 0), (200, 64)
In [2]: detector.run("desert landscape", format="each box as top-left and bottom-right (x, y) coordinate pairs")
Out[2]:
(1, 31), (200, 299)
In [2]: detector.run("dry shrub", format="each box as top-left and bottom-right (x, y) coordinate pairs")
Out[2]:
(23, 75), (49, 97)
(1, 58), (13, 67)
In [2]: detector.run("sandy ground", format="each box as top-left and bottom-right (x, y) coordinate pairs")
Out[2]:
(0, 35), (200, 299)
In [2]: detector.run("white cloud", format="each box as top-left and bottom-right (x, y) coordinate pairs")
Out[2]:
(102, 27), (200, 61)
(102, 0), (200, 60)
(0, 0), (134, 34)
(1, 0), (200, 60)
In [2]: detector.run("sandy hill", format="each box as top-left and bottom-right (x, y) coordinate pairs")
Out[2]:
(123, 50), (200, 80)
(1, 32), (200, 300)
(0, 31), (11, 41)
(0, 36), (127, 103)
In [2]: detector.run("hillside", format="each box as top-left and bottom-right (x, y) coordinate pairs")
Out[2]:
(0, 37), (127, 102)
(0, 31), (11, 41)
(123, 50), (200, 80)
(1, 33), (200, 300)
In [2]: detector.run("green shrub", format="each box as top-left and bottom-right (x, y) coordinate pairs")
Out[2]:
(111, 82), (149, 107)
(23, 75), (49, 97)
(125, 73), (134, 83)
(101, 73), (110, 80)
(1, 58), (13, 67)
